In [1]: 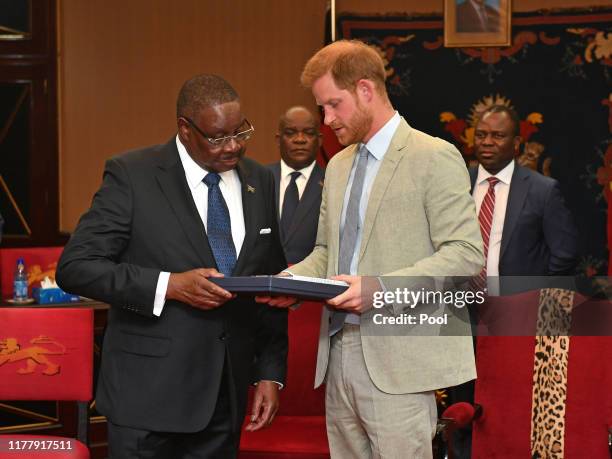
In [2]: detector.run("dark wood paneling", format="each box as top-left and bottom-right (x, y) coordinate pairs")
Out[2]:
(0, 0), (66, 247)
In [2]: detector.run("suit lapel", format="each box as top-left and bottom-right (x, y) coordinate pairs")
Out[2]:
(500, 164), (529, 259)
(285, 164), (324, 243)
(155, 140), (216, 268)
(469, 167), (478, 193)
(271, 162), (281, 221)
(358, 121), (410, 263)
(233, 161), (258, 275)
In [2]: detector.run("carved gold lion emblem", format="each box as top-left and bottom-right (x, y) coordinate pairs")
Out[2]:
(0, 335), (66, 376)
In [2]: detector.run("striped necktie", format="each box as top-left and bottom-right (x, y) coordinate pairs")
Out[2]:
(472, 176), (500, 290)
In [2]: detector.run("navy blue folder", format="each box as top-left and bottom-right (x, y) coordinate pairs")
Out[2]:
(208, 276), (348, 300)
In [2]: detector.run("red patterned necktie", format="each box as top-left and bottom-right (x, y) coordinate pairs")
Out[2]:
(472, 176), (500, 290)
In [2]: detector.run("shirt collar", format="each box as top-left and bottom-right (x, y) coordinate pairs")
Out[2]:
(175, 135), (235, 190)
(280, 159), (316, 182)
(476, 159), (515, 186)
(363, 111), (401, 161)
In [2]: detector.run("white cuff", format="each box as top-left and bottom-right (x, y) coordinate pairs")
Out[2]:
(254, 380), (284, 390)
(153, 271), (170, 317)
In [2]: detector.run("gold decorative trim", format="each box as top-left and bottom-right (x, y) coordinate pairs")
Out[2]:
(0, 86), (29, 146)
(0, 174), (32, 235)
(0, 84), (32, 235)
(0, 0), (32, 41)
(0, 25), (26, 35)
(0, 421), (60, 433)
(0, 401), (60, 432)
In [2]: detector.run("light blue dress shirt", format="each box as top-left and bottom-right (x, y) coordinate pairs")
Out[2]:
(340, 112), (401, 324)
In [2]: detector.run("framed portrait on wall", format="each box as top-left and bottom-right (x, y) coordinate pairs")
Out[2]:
(444, 0), (511, 47)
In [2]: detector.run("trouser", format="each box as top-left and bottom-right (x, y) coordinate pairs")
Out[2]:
(326, 324), (437, 459)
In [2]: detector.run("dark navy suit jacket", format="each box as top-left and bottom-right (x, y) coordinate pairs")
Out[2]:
(470, 163), (578, 276)
(57, 139), (288, 434)
(268, 162), (324, 264)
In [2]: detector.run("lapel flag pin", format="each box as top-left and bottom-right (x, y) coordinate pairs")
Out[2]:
(247, 184), (256, 193)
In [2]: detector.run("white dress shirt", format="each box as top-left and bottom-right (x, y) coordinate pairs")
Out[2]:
(472, 160), (514, 282)
(152, 136), (245, 316)
(341, 111), (401, 324)
(278, 159), (316, 216)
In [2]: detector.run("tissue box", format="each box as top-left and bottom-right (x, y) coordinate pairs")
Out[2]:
(32, 287), (80, 304)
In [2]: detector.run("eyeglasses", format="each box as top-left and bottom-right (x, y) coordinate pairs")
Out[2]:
(182, 117), (255, 147)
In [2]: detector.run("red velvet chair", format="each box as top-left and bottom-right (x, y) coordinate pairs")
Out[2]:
(441, 289), (612, 458)
(0, 307), (93, 458)
(239, 301), (330, 458)
(0, 247), (65, 300)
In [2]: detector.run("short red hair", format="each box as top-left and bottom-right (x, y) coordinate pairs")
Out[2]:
(301, 40), (388, 97)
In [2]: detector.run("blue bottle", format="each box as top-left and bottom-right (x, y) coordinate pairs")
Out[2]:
(13, 258), (28, 301)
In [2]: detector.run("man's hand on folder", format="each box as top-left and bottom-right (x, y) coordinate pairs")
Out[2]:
(167, 268), (236, 310)
(255, 272), (298, 308)
(326, 275), (380, 314)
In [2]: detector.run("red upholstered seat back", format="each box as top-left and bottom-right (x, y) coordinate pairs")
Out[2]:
(277, 301), (325, 416)
(239, 301), (328, 458)
(472, 291), (612, 458)
(564, 335), (612, 457)
(0, 247), (65, 300)
(472, 336), (535, 457)
(0, 308), (93, 401)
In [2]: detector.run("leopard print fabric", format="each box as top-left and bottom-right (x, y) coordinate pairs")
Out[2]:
(530, 288), (575, 459)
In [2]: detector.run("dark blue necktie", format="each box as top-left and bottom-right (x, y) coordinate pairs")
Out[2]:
(203, 173), (237, 276)
(280, 171), (301, 236)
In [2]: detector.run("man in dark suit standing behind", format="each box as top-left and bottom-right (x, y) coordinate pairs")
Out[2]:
(269, 106), (324, 264)
(470, 105), (578, 283)
(450, 105), (578, 459)
(57, 74), (288, 458)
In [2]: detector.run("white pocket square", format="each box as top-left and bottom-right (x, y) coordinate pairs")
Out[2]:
(259, 228), (272, 234)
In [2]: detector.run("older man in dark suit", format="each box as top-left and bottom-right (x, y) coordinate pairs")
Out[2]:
(57, 74), (288, 458)
(269, 106), (324, 264)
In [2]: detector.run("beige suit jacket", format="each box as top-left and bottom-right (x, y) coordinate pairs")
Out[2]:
(290, 118), (483, 393)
